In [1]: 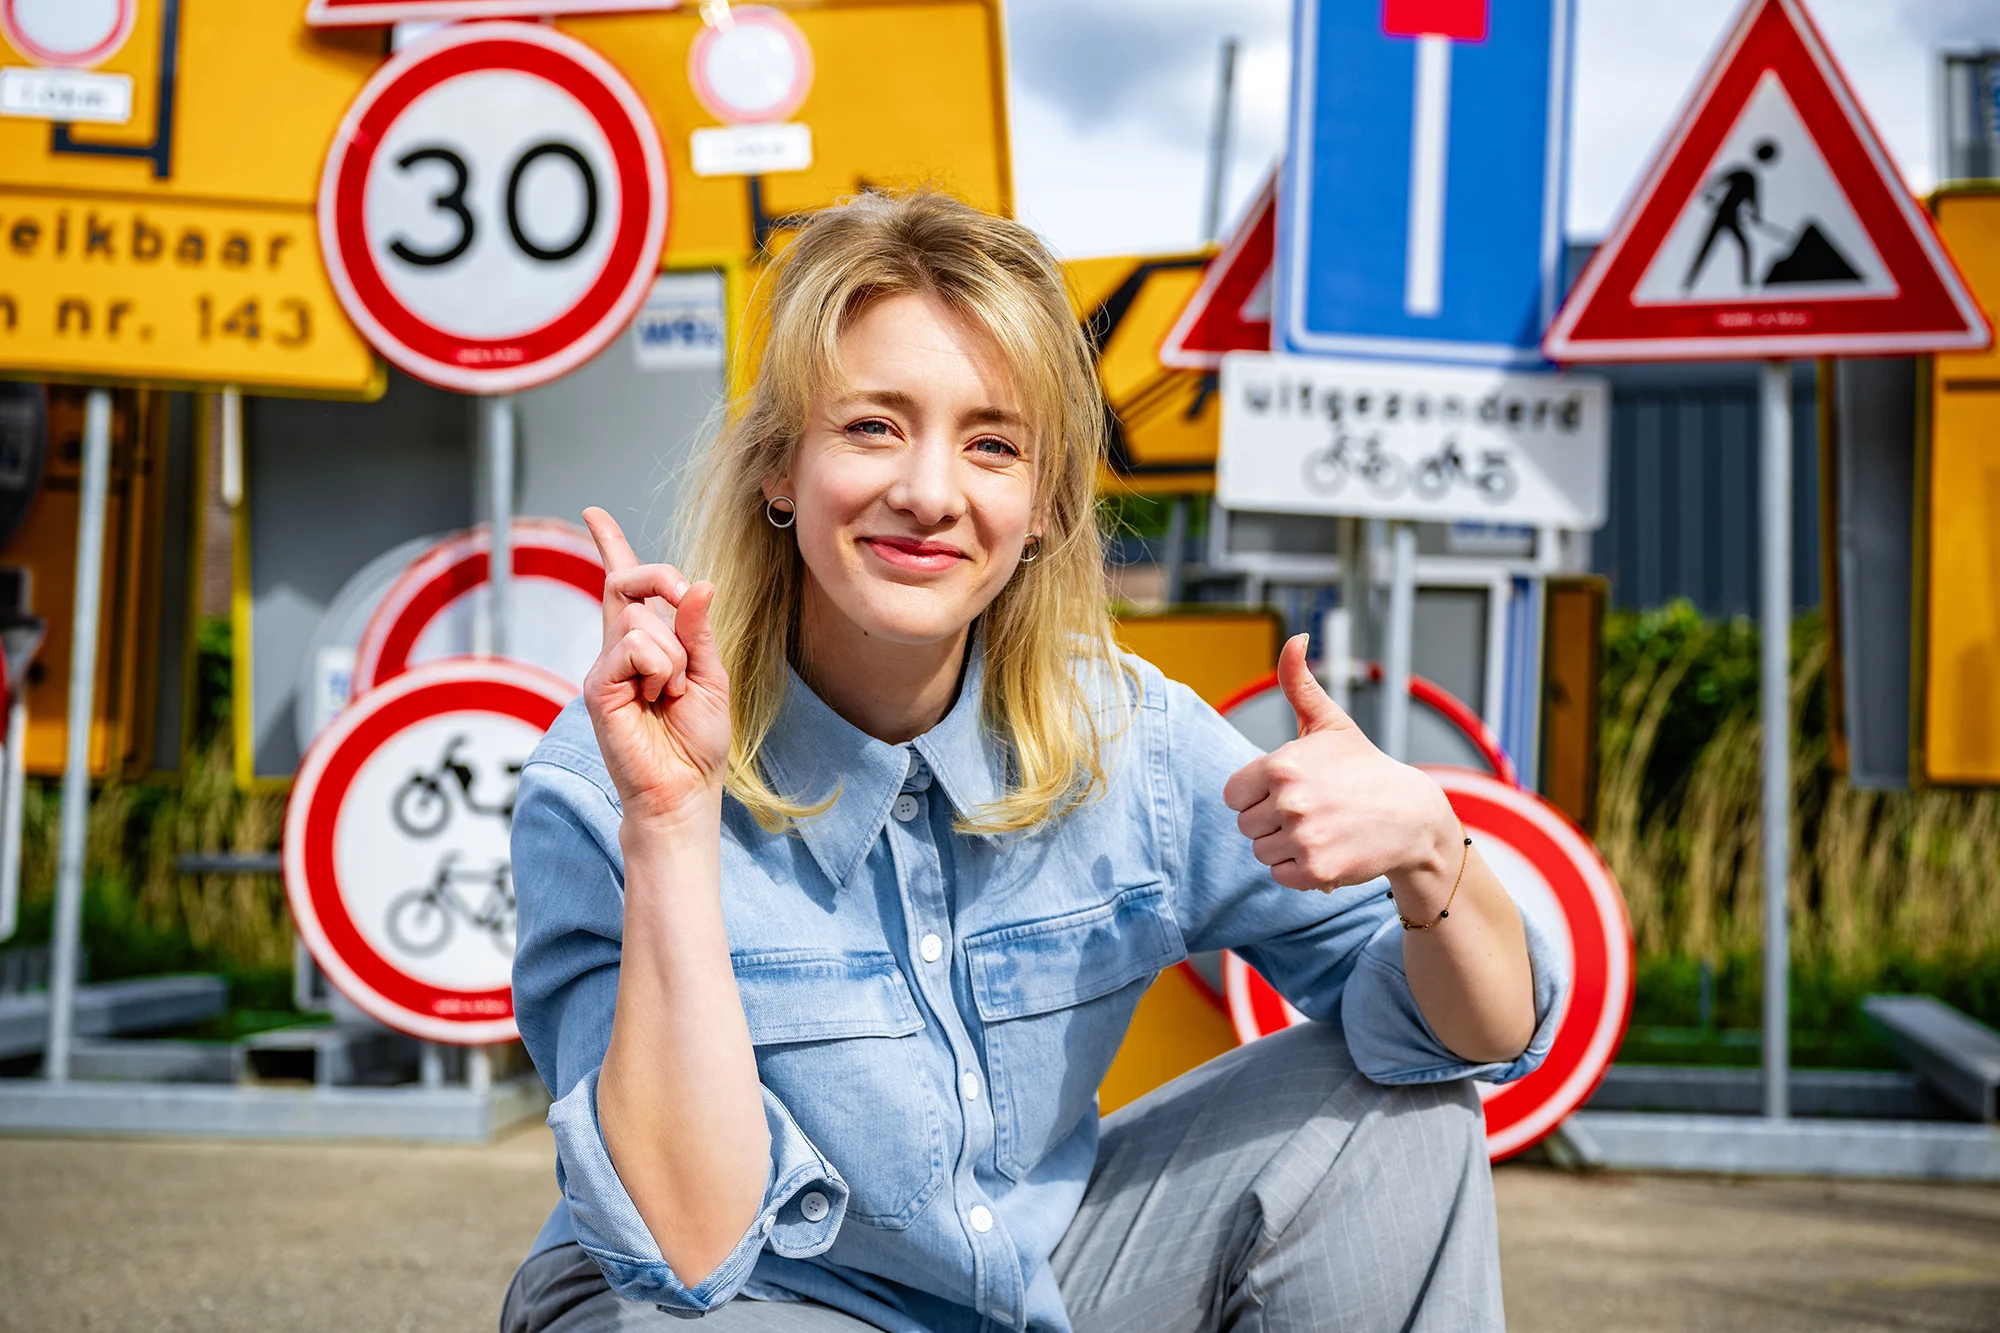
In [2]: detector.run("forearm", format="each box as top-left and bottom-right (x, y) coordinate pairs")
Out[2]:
(1390, 838), (1536, 1065)
(598, 798), (770, 1283)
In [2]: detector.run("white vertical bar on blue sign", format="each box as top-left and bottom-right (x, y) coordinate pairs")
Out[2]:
(1405, 34), (1451, 318)
(1278, 0), (1574, 367)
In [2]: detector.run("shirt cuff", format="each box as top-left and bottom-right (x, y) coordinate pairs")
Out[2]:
(1340, 899), (1568, 1086)
(546, 1066), (849, 1311)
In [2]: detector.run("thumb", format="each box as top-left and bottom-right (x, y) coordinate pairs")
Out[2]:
(1277, 633), (1348, 735)
(673, 580), (726, 685)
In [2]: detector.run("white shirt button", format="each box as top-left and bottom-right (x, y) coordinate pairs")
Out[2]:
(919, 933), (944, 963)
(968, 1205), (994, 1233)
(892, 793), (920, 822)
(800, 1191), (829, 1223)
(760, 1215), (774, 1236)
(960, 1070), (981, 1101)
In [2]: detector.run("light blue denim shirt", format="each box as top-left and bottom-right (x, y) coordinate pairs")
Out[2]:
(511, 640), (1564, 1332)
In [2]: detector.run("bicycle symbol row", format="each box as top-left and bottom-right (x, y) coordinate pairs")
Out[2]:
(1300, 433), (1517, 504)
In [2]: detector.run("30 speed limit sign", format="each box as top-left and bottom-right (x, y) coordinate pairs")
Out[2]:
(317, 22), (668, 394)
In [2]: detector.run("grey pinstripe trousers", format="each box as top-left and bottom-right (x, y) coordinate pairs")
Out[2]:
(500, 1022), (1503, 1332)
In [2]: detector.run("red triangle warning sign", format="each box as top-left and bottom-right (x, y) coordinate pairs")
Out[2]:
(1160, 170), (1275, 370)
(1544, 0), (1990, 362)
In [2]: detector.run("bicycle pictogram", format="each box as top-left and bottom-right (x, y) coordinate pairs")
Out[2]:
(1301, 432), (1406, 499)
(391, 735), (523, 838)
(386, 852), (516, 958)
(1412, 439), (1518, 503)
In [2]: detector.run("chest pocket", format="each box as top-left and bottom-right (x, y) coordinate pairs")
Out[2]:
(965, 883), (1187, 1181)
(734, 949), (945, 1229)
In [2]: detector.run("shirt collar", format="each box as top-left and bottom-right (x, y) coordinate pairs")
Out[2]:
(756, 632), (1007, 887)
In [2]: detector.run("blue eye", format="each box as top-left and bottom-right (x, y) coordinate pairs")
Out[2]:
(847, 419), (892, 437)
(972, 437), (1020, 458)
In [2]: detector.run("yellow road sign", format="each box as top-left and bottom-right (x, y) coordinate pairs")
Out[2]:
(1065, 251), (1221, 494)
(0, 0), (382, 393)
(562, 1), (1013, 261)
(1918, 186), (2000, 784)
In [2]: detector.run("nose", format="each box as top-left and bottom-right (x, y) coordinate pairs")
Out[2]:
(885, 432), (967, 529)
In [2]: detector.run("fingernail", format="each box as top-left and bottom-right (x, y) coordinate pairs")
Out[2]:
(674, 580), (690, 599)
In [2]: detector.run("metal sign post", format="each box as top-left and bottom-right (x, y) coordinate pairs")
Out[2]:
(481, 395), (516, 661)
(1381, 522), (1418, 761)
(469, 391), (516, 1096)
(43, 387), (114, 1083)
(1759, 360), (1791, 1119)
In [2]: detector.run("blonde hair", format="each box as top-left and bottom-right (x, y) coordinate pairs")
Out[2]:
(680, 190), (1128, 836)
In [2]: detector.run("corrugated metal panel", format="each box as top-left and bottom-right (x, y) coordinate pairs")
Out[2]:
(1588, 361), (1819, 615)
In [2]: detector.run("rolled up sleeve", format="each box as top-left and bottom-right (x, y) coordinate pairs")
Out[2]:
(1340, 905), (1567, 1085)
(1159, 675), (1569, 1088)
(546, 1068), (848, 1312)
(512, 704), (849, 1313)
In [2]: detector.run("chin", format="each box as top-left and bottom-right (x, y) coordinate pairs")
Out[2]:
(846, 579), (990, 646)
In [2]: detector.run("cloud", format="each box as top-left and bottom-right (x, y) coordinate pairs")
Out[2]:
(1006, 0), (1288, 147)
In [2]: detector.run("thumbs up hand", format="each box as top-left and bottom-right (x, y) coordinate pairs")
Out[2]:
(1222, 634), (1460, 895)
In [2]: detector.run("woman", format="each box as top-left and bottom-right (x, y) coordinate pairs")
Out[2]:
(504, 191), (1563, 1333)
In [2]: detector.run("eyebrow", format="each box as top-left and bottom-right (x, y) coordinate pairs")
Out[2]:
(836, 390), (1027, 432)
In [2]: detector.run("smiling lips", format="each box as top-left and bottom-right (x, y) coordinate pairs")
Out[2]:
(862, 536), (967, 573)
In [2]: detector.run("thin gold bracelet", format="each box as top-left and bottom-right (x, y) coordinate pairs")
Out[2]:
(1389, 820), (1471, 931)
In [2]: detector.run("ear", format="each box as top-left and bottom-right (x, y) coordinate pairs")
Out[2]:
(761, 470), (792, 504)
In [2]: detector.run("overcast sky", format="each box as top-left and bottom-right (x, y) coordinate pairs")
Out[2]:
(1003, 0), (1997, 259)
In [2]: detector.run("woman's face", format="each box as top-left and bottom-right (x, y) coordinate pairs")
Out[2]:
(771, 291), (1038, 648)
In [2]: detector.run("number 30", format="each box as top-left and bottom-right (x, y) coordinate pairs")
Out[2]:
(388, 141), (600, 268)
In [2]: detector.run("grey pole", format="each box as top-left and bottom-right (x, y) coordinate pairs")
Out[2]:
(1201, 37), (1239, 244)
(1759, 360), (1792, 1121)
(482, 394), (516, 660)
(44, 387), (114, 1082)
(1381, 521), (1417, 761)
(470, 392), (517, 1095)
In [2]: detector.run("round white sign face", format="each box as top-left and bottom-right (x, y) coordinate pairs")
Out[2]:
(352, 518), (604, 696)
(1223, 767), (1632, 1162)
(319, 22), (669, 394)
(687, 5), (813, 124)
(0, 0), (133, 67)
(283, 659), (574, 1044)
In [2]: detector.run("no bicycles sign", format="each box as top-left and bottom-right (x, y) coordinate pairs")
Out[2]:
(1217, 351), (1611, 528)
(283, 658), (574, 1044)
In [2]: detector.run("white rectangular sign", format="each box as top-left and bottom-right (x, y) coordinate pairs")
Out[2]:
(632, 271), (726, 371)
(0, 68), (132, 124)
(1218, 352), (1611, 529)
(306, 0), (678, 25)
(690, 123), (812, 178)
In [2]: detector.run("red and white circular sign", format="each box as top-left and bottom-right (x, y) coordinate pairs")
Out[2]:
(318, 22), (669, 394)
(1224, 768), (1633, 1161)
(687, 5), (813, 124)
(353, 518), (605, 696)
(1219, 660), (1520, 787)
(0, 0), (134, 68)
(284, 658), (573, 1044)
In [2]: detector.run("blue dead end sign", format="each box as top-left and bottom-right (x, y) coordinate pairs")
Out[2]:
(1276, 0), (1572, 367)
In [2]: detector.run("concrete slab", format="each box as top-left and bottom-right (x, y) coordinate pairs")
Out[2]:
(0, 1073), (548, 1142)
(0, 976), (228, 1059)
(1569, 1112), (2000, 1181)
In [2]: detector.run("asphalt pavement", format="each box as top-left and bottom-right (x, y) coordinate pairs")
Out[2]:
(1, 1126), (1996, 1331)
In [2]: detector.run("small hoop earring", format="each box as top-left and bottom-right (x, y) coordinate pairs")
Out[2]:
(765, 496), (796, 529)
(1020, 534), (1041, 563)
